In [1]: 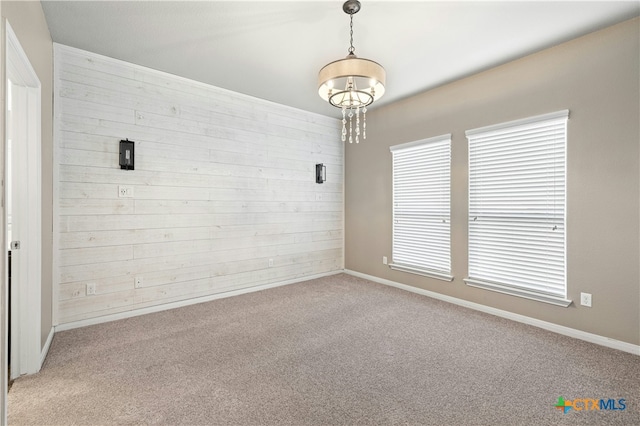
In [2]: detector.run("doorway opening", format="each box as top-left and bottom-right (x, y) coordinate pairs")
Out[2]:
(4, 21), (42, 386)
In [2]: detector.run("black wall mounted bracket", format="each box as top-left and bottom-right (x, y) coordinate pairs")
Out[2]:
(316, 163), (326, 184)
(119, 139), (135, 170)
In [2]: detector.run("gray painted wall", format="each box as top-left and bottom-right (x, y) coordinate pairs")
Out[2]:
(345, 18), (640, 345)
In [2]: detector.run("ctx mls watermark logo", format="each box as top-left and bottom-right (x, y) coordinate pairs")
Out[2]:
(555, 396), (626, 413)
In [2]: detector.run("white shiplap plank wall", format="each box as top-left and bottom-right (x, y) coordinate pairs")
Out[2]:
(54, 44), (343, 324)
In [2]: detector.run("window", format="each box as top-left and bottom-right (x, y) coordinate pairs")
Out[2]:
(390, 134), (452, 281)
(465, 110), (570, 306)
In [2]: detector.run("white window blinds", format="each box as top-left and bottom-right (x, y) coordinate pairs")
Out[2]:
(390, 134), (452, 281)
(465, 110), (570, 306)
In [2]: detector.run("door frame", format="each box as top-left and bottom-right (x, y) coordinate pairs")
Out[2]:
(4, 20), (42, 380)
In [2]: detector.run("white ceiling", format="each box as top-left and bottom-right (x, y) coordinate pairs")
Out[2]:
(41, 1), (639, 118)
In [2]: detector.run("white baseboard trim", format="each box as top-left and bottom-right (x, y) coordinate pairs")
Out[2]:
(40, 327), (55, 368)
(345, 269), (640, 356)
(55, 271), (342, 332)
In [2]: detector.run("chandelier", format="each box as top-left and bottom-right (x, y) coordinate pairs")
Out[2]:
(318, 0), (385, 144)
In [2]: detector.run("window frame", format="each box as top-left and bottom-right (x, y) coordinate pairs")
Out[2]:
(464, 110), (571, 307)
(389, 134), (453, 282)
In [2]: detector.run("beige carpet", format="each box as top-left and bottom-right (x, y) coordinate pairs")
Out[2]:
(8, 273), (640, 425)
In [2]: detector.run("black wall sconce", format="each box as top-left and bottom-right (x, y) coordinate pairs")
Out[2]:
(119, 139), (135, 170)
(316, 163), (326, 184)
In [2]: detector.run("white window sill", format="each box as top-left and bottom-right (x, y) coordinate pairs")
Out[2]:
(464, 278), (572, 307)
(389, 263), (453, 282)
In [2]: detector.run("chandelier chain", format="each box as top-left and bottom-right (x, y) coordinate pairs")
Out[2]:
(348, 14), (355, 54)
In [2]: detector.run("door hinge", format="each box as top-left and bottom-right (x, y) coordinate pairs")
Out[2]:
(10, 241), (20, 250)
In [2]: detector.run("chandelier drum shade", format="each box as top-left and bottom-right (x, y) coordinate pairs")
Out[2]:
(318, 56), (385, 108)
(318, 0), (386, 144)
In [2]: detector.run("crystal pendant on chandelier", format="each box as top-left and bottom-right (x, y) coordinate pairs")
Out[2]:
(318, 0), (385, 144)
